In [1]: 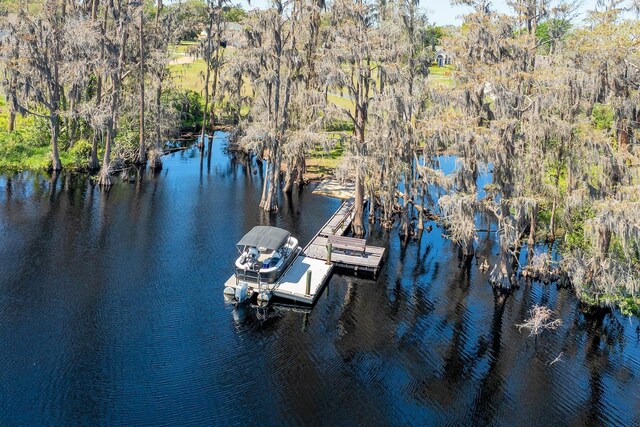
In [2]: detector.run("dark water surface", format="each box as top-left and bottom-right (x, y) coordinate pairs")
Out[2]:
(1, 134), (639, 426)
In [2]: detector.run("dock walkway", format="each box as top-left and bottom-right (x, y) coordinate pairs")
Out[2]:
(303, 200), (385, 275)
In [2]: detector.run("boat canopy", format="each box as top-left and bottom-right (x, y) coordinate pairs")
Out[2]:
(236, 226), (290, 251)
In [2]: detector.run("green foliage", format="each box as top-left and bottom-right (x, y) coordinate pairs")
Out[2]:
(423, 25), (445, 51)
(563, 207), (596, 252)
(164, 89), (204, 131)
(168, 0), (207, 42)
(323, 119), (354, 132)
(67, 139), (93, 168)
(223, 5), (247, 23)
(580, 291), (640, 317)
(538, 207), (552, 226)
(619, 296), (640, 317)
(536, 19), (572, 54)
(591, 103), (614, 131)
(309, 140), (343, 160)
(428, 65), (454, 86)
(0, 130), (51, 171)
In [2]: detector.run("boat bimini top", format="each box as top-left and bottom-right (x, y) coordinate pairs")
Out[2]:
(236, 226), (291, 252)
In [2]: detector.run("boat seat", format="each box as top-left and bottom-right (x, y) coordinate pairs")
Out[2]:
(258, 250), (274, 262)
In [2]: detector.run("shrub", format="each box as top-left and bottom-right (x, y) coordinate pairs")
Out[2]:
(164, 89), (204, 131)
(67, 139), (93, 168)
(323, 119), (354, 132)
(591, 103), (614, 131)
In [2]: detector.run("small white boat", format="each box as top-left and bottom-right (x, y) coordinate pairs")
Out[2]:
(224, 226), (300, 303)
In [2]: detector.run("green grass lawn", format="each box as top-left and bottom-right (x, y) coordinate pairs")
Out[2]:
(169, 59), (208, 92)
(170, 41), (198, 55)
(306, 135), (344, 175)
(327, 93), (355, 111)
(429, 65), (454, 87)
(0, 87), (86, 171)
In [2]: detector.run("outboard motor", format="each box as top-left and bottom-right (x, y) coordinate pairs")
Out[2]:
(235, 283), (249, 303)
(257, 291), (271, 306)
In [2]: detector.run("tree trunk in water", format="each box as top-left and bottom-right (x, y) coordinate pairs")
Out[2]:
(353, 170), (365, 236)
(50, 53), (62, 171)
(490, 242), (515, 290)
(490, 214), (516, 289)
(50, 114), (62, 171)
(527, 209), (538, 264)
(296, 156), (305, 186)
(209, 43), (221, 131)
(260, 159), (269, 208)
(549, 197), (557, 240)
(527, 206), (537, 265)
(260, 154), (281, 212)
(98, 125), (113, 186)
(89, 4), (107, 171)
(282, 159), (295, 193)
(400, 171), (412, 239)
(150, 85), (163, 170)
(137, 10), (146, 165)
(460, 237), (474, 260)
(417, 185), (426, 231)
(99, 20), (126, 188)
(268, 166), (281, 211)
(199, 17), (214, 151)
(90, 131), (101, 171)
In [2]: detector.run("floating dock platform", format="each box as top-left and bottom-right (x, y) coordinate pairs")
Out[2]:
(272, 256), (333, 304)
(224, 199), (385, 306)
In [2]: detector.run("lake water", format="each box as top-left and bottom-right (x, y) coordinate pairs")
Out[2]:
(1, 134), (639, 425)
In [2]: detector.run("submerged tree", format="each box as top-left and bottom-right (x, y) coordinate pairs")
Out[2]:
(235, 0), (300, 211)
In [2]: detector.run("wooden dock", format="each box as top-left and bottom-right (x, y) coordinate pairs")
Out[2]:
(224, 199), (385, 306)
(304, 200), (385, 275)
(317, 199), (356, 237)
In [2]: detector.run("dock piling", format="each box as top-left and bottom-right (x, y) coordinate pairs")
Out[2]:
(305, 270), (312, 295)
(326, 243), (332, 265)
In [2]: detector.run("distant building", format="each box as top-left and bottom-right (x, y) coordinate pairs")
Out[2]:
(199, 22), (244, 48)
(223, 22), (244, 48)
(434, 46), (451, 67)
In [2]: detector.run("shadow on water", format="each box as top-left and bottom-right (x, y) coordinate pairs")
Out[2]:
(1, 133), (639, 425)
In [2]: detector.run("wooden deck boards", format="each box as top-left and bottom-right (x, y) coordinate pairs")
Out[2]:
(318, 200), (355, 237)
(303, 199), (385, 274)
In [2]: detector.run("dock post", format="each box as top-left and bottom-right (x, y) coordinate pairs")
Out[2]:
(305, 270), (312, 295)
(326, 243), (332, 265)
